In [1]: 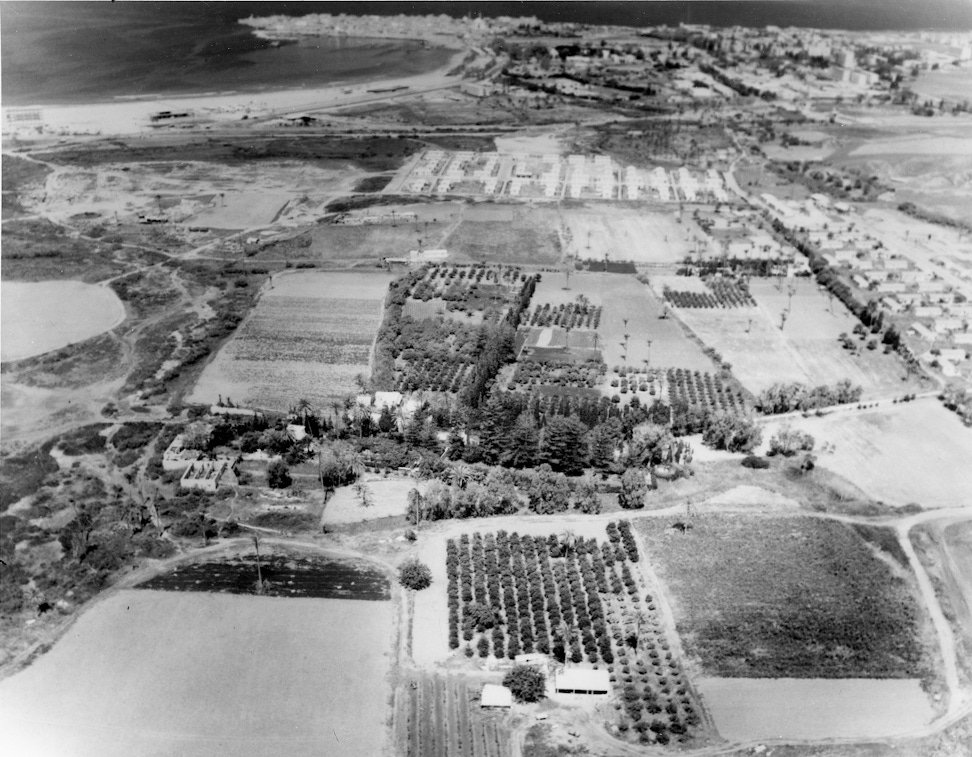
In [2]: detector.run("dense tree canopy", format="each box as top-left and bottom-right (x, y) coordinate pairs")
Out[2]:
(503, 665), (546, 703)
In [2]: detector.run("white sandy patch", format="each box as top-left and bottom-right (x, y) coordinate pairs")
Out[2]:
(0, 589), (394, 757)
(701, 485), (801, 512)
(1, 280), (125, 362)
(494, 132), (565, 155)
(698, 677), (933, 741)
(851, 136), (972, 157)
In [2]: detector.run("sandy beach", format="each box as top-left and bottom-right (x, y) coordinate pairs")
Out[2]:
(3, 46), (466, 139)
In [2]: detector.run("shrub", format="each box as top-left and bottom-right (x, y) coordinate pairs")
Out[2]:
(267, 459), (291, 488)
(741, 455), (770, 469)
(619, 469), (647, 510)
(399, 559), (433, 590)
(503, 665), (546, 703)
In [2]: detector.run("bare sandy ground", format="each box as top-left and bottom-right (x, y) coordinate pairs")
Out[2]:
(563, 206), (692, 265)
(0, 589), (394, 757)
(698, 677), (933, 741)
(1, 281), (126, 362)
(759, 400), (972, 509)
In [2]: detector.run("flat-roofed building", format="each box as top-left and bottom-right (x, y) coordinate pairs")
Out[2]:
(554, 668), (610, 695)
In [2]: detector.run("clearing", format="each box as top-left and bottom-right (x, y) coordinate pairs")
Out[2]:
(1, 280), (126, 362)
(673, 277), (918, 398)
(323, 476), (426, 527)
(698, 677), (933, 741)
(562, 205), (695, 265)
(187, 270), (392, 411)
(759, 400), (972, 509)
(635, 514), (934, 679)
(443, 204), (562, 265)
(0, 588), (394, 757)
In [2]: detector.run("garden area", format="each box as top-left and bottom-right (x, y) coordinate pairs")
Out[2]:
(663, 279), (756, 309)
(635, 515), (932, 679)
(446, 525), (703, 746)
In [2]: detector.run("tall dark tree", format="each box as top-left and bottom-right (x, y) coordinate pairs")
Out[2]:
(539, 415), (589, 475)
(507, 411), (540, 468)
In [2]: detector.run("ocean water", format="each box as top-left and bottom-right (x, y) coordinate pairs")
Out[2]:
(0, 2), (453, 106)
(3, 1), (969, 107)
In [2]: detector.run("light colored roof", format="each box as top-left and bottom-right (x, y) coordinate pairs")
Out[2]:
(481, 684), (513, 708)
(555, 668), (611, 692)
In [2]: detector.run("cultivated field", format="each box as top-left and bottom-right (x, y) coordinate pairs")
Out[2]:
(531, 272), (716, 372)
(635, 515), (931, 678)
(698, 677), (933, 741)
(188, 271), (392, 411)
(395, 673), (511, 757)
(563, 206), (693, 265)
(444, 205), (562, 264)
(0, 589), (394, 757)
(759, 401), (972, 509)
(674, 278), (918, 397)
(1, 280), (126, 361)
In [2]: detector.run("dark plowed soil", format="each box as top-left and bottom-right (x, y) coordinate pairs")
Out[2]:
(137, 554), (390, 600)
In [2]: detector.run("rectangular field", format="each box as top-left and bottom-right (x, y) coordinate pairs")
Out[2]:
(0, 590), (394, 757)
(531, 272), (716, 372)
(563, 206), (693, 265)
(306, 219), (453, 261)
(187, 271), (392, 411)
(698, 678), (932, 741)
(395, 673), (510, 757)
(675, 278), (918, 398)
(636, 515), (931, 678)
(759, 401), (972, 509)
(444, 206), (562, 264)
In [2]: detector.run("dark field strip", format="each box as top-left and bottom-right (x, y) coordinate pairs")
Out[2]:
(137, 554), (389, 600)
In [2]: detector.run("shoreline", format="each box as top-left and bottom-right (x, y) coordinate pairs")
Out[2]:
(2, 39), (467, 140)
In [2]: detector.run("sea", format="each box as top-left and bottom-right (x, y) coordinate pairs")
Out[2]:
(3, 1), (971, 107)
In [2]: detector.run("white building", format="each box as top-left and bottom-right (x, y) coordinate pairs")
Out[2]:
(553, 668), (610, 696)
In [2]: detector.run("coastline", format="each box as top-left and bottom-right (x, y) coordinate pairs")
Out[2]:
(2, 39), (467, 139)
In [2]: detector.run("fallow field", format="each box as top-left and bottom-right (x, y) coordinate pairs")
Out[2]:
(562, 205), (694, 265)
(444, 205), (562, 264)
(188, 270), (392, 411)
(635, 514), (933, 679)
(0, 588), (395, 757)
(759, 401), (972, 509)
(673, 278), (919, 398)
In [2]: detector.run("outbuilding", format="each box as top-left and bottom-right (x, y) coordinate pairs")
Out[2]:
(553, 668), (611, 696)
(481, 684), (513, 709)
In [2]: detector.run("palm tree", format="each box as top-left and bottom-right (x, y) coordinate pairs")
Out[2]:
(450, 462), (472, 490)
(294, 397), (313, 428)
(559, 529), (577, 555)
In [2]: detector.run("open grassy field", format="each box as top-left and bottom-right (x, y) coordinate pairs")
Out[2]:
(306, 219), (452, 261)
(698, 677), (933, 741)
(0, 589), (394, 757)
(674, 278), (919, 398)
(1, 280), (126, 362)
(563, 206), (693, 265)
(187, 270), (392, 411)
(635, 515), (931, 678)
(444, 205), (562, 264)
(531, 272), (716, 372)
(759, 401), (972, 509)
(323, 476), (426, 526)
